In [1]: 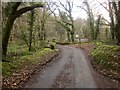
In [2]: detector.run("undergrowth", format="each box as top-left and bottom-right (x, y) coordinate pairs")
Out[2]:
(91, 42), (120, 80)
(2, 48), (54, 77)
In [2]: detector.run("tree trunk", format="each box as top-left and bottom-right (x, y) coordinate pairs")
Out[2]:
(0, 2), (2, 60)
(117, 2), (120, 45)
(29, 9), (34, 52)
(109, 2), (115, 39)
(40, 19), (45, 41)
(33, 35), (36, 50)
(40, 7), (46, 41)
(94, 15), (101, 40)
(115, 23), (120, 45)
(112, 2), (120, 45)
(110, 24), (115, 39)
(43, 29), (46, 41)
(40, 20), (45, 41)
(105, 28), (109, 39)
(67, 31), (71, 42)
(84, 1), (95, 40)
(2, 16), (16, 58)
(70, 31), (74, 42)
(2, 3), (43, 59)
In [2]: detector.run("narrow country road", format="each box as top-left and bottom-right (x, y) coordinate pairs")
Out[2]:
(24, 45), (118, 88)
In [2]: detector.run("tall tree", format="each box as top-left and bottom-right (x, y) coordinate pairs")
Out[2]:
(94, 15), (101, 40)
(28, 9), (35, 51)
(55, 22), (66, 42)
(40, 7), (46, 41)
(59, 11), (71, 42)
(0, 1), (2, 60)
(109, 2), (115, 39)
(112, 1), (120, 45)
(59, 1), (75, 42)
(47, 2), (71, 42)
(39, 3), (55, 41)
(83, 1), (95, 40)
(97, 0), (120, 44)
(2, 2), (44, 59)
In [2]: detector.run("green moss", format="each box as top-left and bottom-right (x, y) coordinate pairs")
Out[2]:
(2, 48), (55, 77)
(2, 60), (22, 77)
(20, 48), (53, 63)
(95, 41), (103, 46)
(91, 44), (120, 70)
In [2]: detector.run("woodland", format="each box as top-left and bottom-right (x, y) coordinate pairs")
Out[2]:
(1, 0), (120, 88)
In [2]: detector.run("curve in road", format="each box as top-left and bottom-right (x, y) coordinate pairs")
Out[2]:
(24, 45), (98, 88)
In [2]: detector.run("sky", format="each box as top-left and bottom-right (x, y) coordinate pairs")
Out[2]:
(48, 0), (110, 21)
(1, 0), (110, 21)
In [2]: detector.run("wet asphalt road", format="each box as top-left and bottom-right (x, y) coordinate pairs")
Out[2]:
(24, 45), (98, 88)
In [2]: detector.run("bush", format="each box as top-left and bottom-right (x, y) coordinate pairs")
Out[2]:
(50, 44), (55, 50)
(52, 38), (56, 43)
(91, 44), (120, 70)
(2, 48), (54, 77)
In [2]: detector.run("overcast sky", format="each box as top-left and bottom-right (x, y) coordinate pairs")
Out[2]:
(48, 0), (110, 21)
(1, 0), (110, 21)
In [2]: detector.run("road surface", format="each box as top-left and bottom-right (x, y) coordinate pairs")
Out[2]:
(24, 45), (118, 88)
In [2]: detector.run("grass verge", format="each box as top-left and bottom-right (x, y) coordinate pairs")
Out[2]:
(2, 48), (59, 88)
(91, 43), (120, 81)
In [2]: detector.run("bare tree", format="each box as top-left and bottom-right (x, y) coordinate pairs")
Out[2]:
(112, 1), (120, 45)
(97, 0), (116, 40)
(94, 15), (101, 40)
(83, 1), (95, 40)
(59, 1), (75, 42)
(47, 1), (72, 42)
(97, 0), (120, 45)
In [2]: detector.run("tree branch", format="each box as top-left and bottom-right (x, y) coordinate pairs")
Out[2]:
(15, 3), (44, 18)
(55, 20), (70, 32)
(12, 2), (21, 14)
(96, 0), (109, 12)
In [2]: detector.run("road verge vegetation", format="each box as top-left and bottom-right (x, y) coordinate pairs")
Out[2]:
(90, 42), (120, 81)
(2, 47), (59, 88)
(78, 42), (120, 82)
